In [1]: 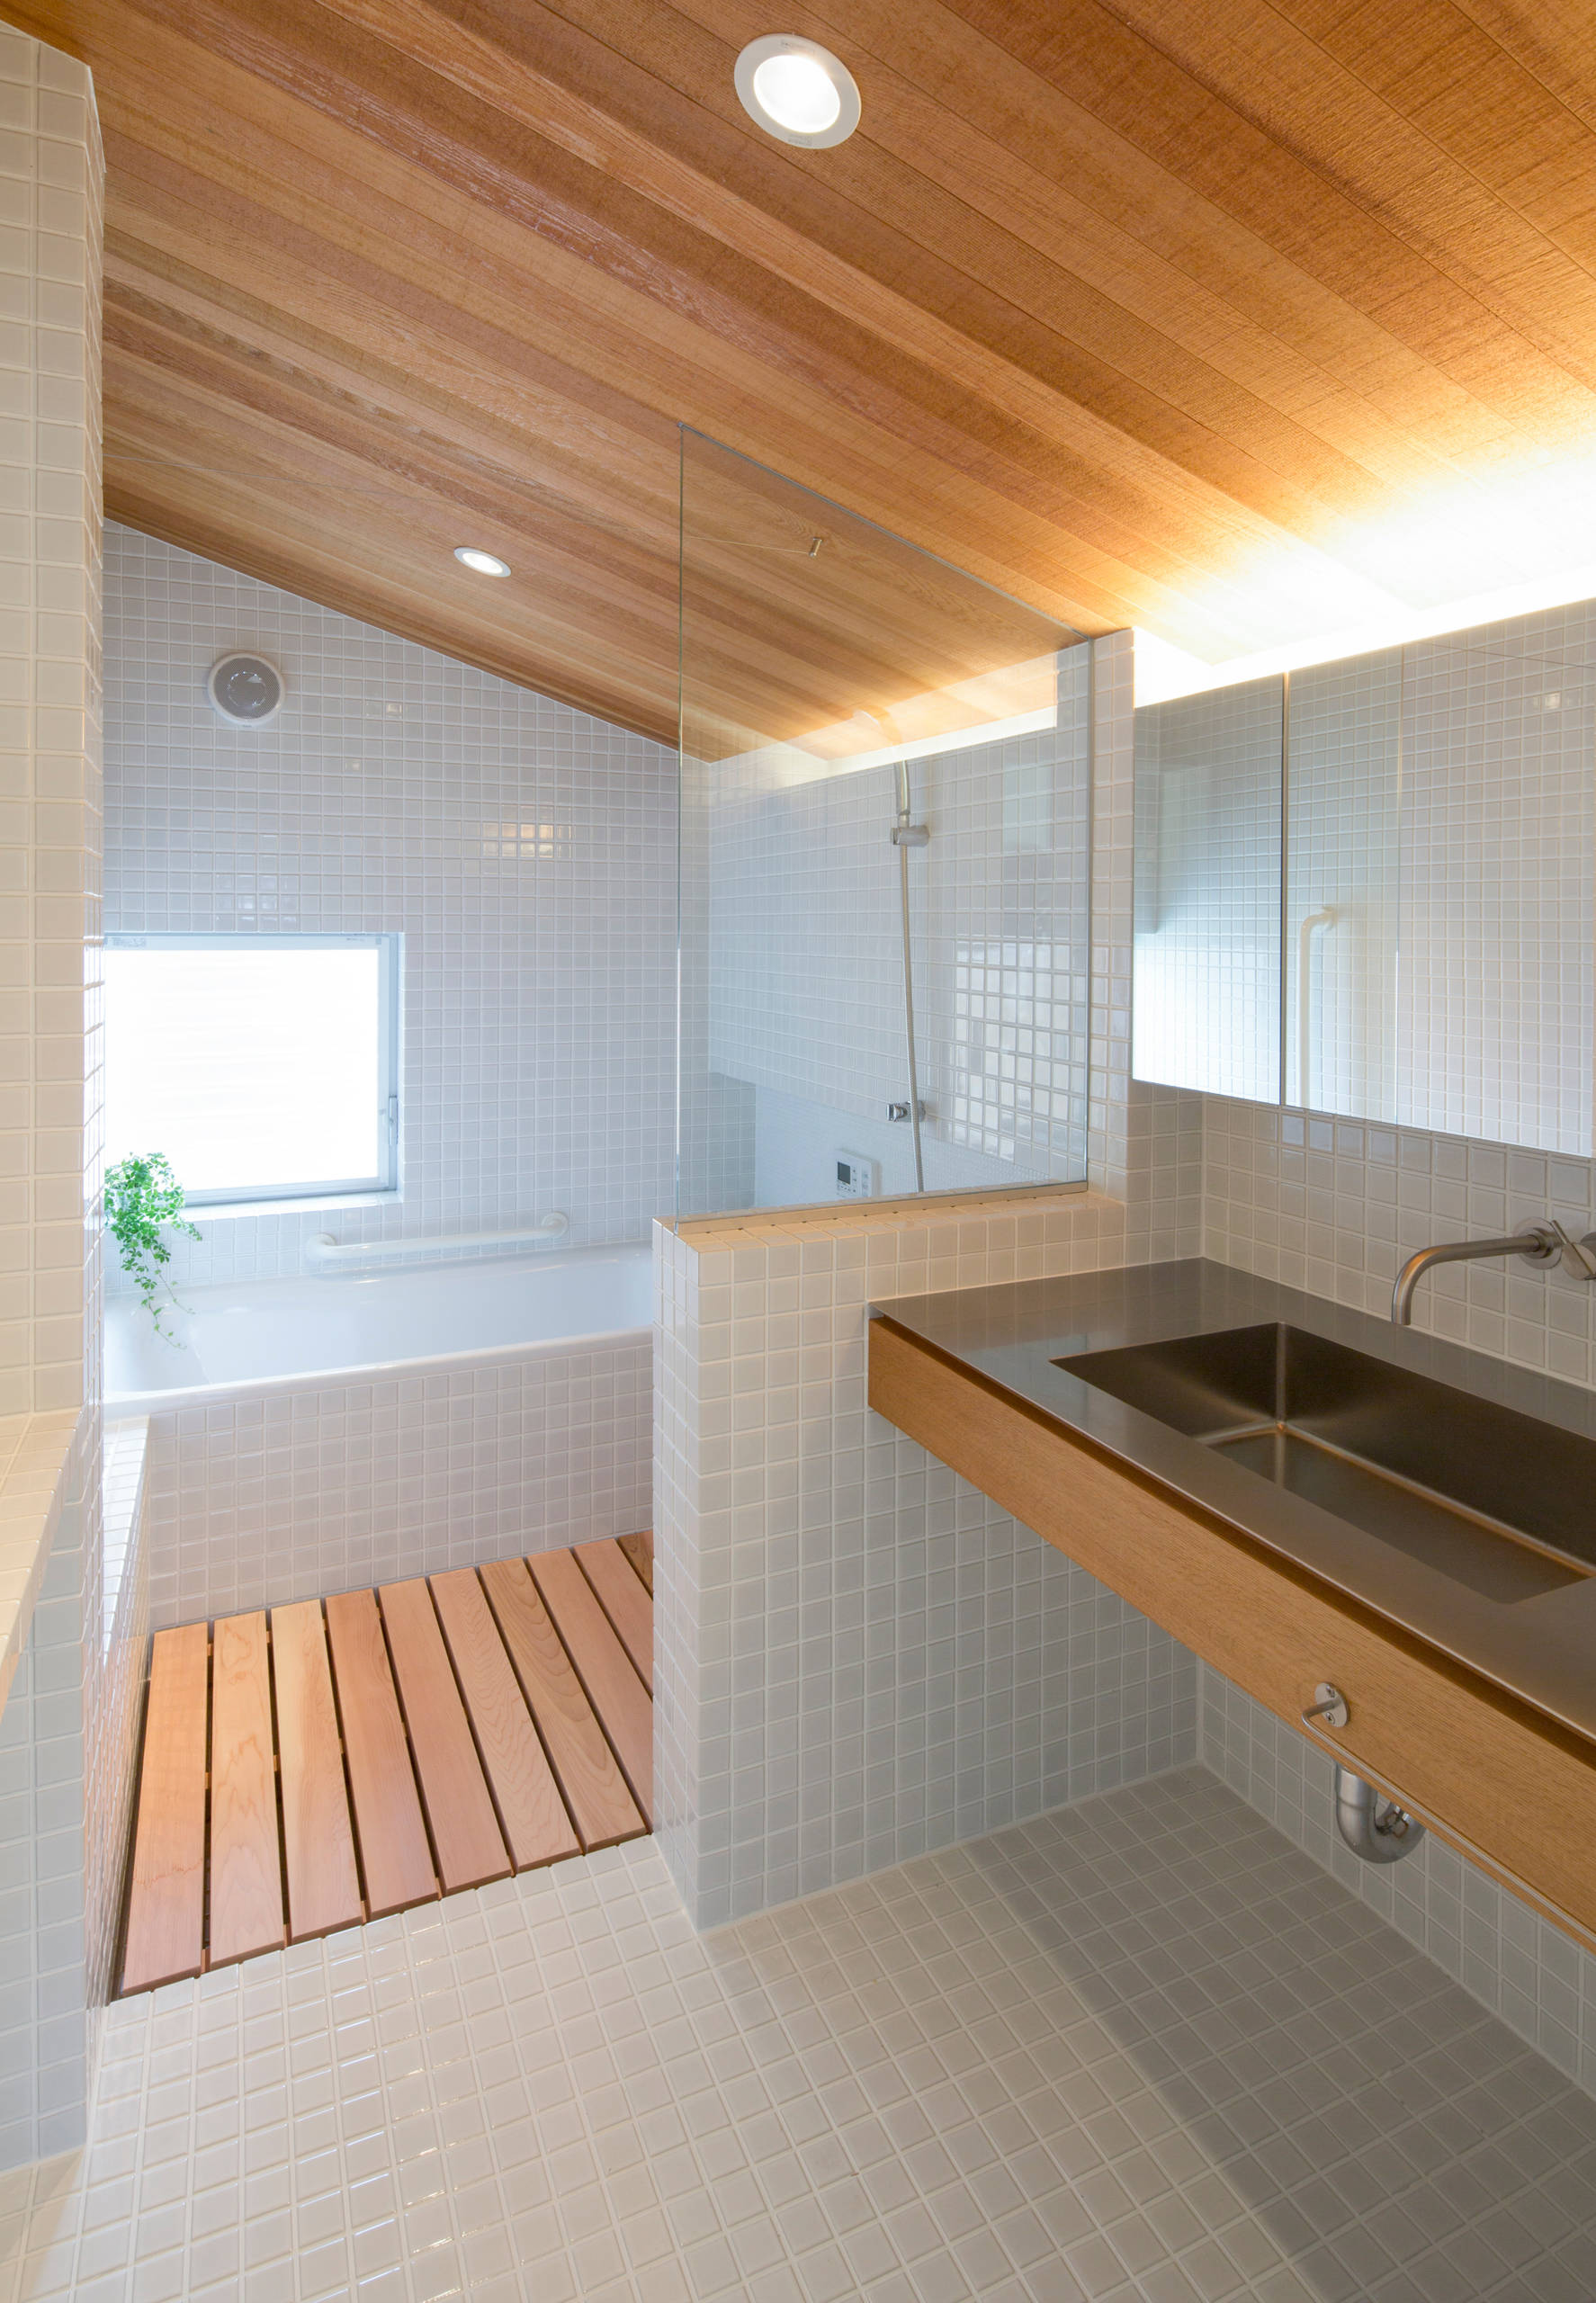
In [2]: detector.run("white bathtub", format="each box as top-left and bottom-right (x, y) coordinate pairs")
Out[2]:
(116, 1241), (658, 1628)
(106, 1242), (654, 1414)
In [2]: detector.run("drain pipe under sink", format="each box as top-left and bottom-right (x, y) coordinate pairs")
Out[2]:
(1334, 1766), (1426, 1865)
(1304, 1683), (1426, 1865)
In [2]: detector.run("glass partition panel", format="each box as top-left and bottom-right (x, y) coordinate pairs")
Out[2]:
(677, 430), (1089, 1218)
(1132, 677), (1282, 1102)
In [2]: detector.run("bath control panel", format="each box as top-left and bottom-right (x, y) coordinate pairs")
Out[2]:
(836, 1151), (879, 1198)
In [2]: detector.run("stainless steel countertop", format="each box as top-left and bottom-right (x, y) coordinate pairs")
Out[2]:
(869, 1259), (1596, 1747)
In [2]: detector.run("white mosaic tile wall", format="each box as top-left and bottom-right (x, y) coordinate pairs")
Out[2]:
(0, 26), (102, 1420)
(1202, 1095), (1596, 2104)
(1204, 1095), (1596, 1381)
(1162, 605), (1596, 2107)
(103, 525), (677, 1286)
(0, 29), (127, 2175)
(7, 1410), (145, 2167)
(654, 1196), (1198, 1931)
(657, 634), (1206, 1931)
(0, 1420), (82, 2171)
(1133, 675), (1283, 1106)
(1202, 1668), (1596, 2104)
(142, 1332), (652, 1630)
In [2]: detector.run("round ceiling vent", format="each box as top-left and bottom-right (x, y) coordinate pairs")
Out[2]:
(206, 652), (284, 726)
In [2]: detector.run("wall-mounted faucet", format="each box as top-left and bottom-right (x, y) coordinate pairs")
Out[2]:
(1391, 1223), (1565, 1325)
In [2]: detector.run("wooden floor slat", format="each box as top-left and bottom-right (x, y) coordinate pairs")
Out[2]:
(576, 1539), (652, 1686)
(617, 1529), (653, 1595)
(121, 1622), (211, 1994)
(480, 1556), (645, 1850)
(430, 1569), (581, 1873)
(379, 1579), (511, 1895)
(271, 1600), (363, 1942)
(207, 1612), (285, 1969)
(326, 1589), (437, 1919)
(120, 1543), (652, 1993)
(528, 1548), (654, 1826)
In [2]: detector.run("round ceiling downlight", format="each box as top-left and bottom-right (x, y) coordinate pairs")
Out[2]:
(453, 546), (512, 577)
(206, 652), (284, 726)
(735, 36), (860, 148)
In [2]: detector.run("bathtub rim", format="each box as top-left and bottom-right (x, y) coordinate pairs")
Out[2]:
(105, 1317), (653, 1420)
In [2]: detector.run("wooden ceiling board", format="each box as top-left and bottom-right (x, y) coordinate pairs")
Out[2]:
(13, 0), (1596, 735)
(407, 0), (1390, 524)
(127, 0), (1303, 564)
(946, 0), (1596, 418)
(103, 293), (686, 718)
(1456, 5), (1596, 149)
(96, 12), (1190, 641)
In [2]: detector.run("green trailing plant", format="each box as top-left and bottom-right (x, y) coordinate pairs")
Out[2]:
(104, 1153), (201, 1339)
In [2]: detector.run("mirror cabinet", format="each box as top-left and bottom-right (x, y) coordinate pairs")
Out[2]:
(1133, 605), (1595, 1155)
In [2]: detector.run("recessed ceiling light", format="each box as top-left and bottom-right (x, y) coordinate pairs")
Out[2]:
(454, 546), (511, 577)
(735, 36), (860, 148)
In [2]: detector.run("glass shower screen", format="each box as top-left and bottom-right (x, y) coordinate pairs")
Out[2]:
(676, 429), (1090, 1220)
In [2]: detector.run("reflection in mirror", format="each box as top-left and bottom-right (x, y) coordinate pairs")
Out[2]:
(1284, 613), (1595, 1153)
(1285, 651), (1401, 1123)
(1395, 623), (1593, 1154)
(1132, 677), (1282, 1102)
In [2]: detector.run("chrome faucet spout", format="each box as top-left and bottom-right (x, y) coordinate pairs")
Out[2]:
(1391, 1224), (1561, 1326)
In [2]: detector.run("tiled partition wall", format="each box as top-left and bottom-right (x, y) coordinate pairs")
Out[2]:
(654, 1195), (1197, 1930)
(1203, 1093), (1596, 2093)
(0, 28), (135, 2173)
(103, 525), (677, 1287)
(656, 632), (1206, 1928)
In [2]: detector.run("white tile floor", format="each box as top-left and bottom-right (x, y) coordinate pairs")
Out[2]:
(3, 1769), (1594, 2303)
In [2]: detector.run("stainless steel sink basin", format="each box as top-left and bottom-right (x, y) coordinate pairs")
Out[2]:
(1055, 1322), (1593, 1605)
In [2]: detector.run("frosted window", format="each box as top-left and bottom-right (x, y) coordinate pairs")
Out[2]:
(104, 934), (399, 1204)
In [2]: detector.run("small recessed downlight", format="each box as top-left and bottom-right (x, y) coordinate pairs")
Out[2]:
(454, 546), (511, 577)
(735, 35), (860, 148)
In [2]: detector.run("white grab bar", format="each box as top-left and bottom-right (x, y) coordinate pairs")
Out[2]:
(307, 1214), (569, 1270)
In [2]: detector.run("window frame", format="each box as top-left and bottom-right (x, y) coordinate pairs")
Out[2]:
(103, 929), (402, 1209)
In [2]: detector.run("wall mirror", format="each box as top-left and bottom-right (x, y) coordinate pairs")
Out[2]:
(1133, 603), (1596, 1156)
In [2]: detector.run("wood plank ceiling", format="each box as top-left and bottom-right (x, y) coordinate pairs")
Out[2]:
(11, 0), (1596, 739)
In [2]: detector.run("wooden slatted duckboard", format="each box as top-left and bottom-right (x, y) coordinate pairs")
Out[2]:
(118, 1533), (654, 1995)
